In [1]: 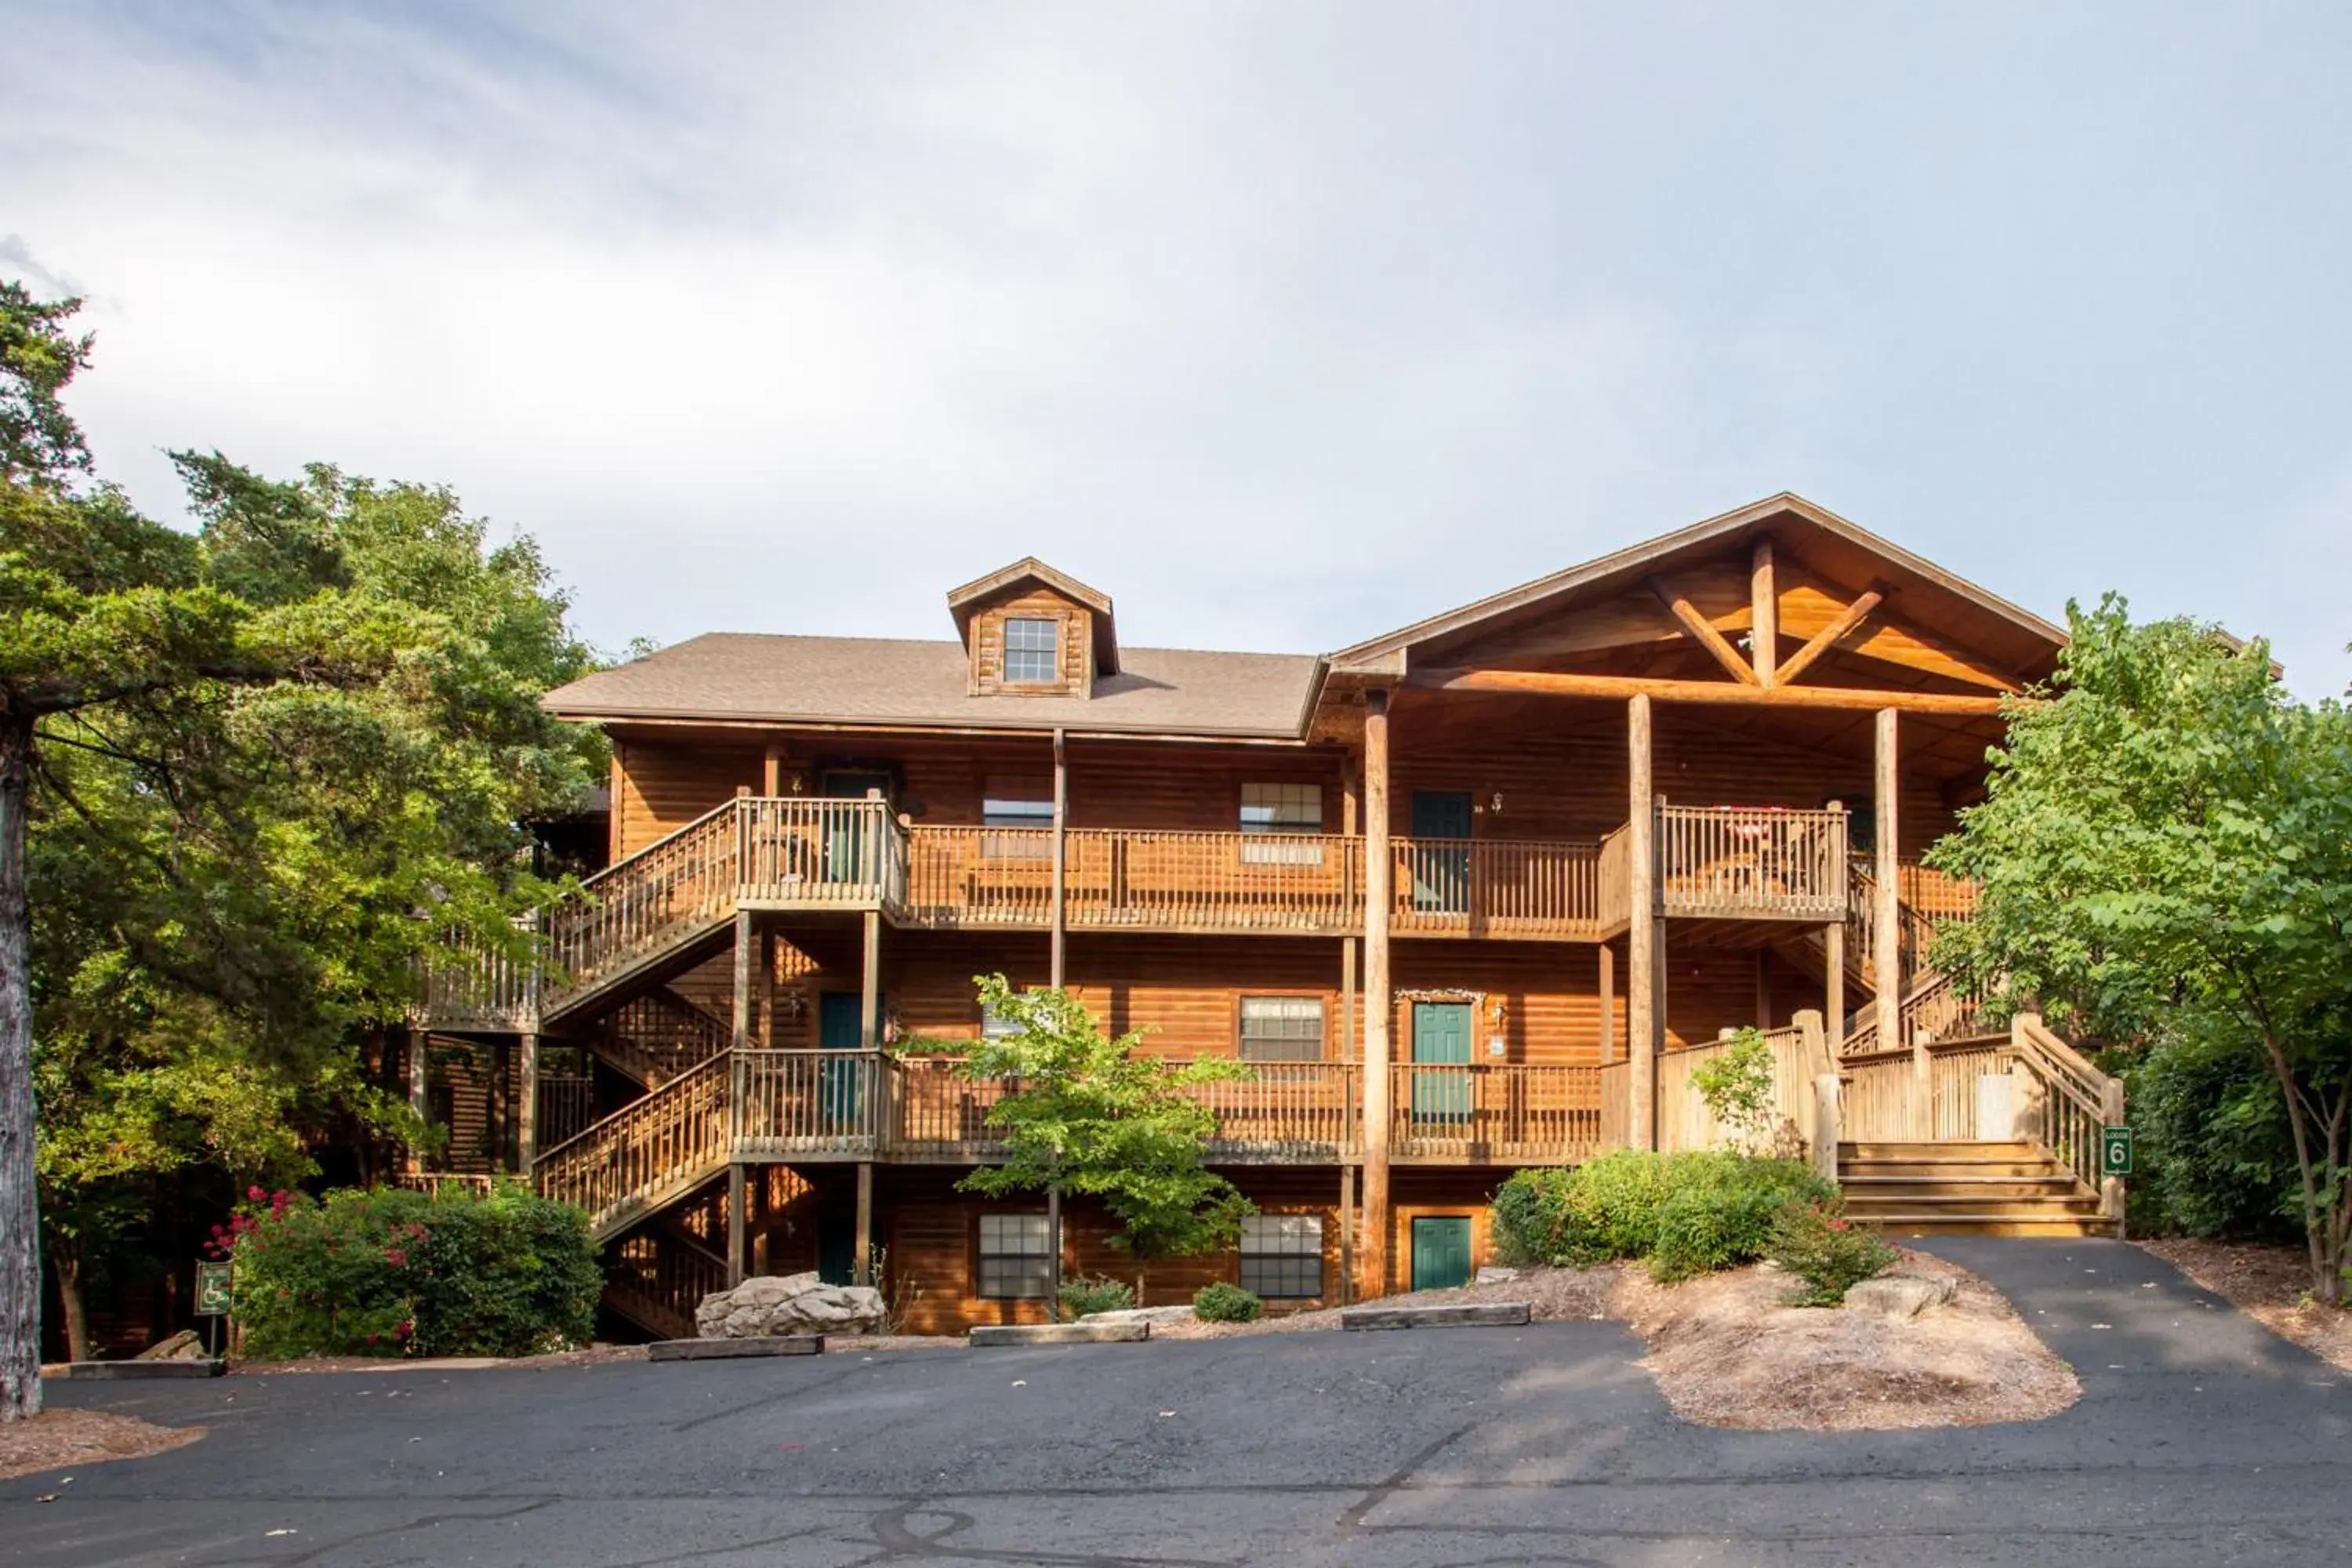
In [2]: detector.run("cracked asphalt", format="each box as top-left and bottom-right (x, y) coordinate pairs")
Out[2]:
(6, 1240), (2348, 1566)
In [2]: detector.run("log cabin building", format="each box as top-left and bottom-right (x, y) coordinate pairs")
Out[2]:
(411, 493), (2124, 1338)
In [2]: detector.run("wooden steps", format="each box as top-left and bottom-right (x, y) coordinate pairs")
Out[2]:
(1839, 1140), (2116, 1238)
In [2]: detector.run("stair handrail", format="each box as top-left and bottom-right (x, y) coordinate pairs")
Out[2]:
(535, 1051), (734, 1222)
(2004, 1012), (2123, 1217)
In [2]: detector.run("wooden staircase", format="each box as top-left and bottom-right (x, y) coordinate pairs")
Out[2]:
(1840, 1140), (2115, 1237)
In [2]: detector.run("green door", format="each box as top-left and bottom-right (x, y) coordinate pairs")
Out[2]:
(1410, 1216), (1473, 1291)
(818, 993), (874, 1130)
(1410, 791), (1473, 913)
(821, 771), (892, 889)
(1410, 1000), (1474, 1122)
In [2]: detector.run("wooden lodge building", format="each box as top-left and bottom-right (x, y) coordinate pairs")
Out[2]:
(412, 493), (2125, 1338)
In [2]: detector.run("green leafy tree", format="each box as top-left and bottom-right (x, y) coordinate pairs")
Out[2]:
(2, 283), (604, 1413)
(1932, 597), (2352, 1303)
(933, 976), (1255, 1305)
(1689, 1028), (1777, 1156)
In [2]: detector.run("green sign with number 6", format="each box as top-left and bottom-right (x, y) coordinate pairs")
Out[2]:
(2100, 1126), (2134, 1178)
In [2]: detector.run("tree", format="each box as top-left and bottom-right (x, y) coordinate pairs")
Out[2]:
(1932, 597), (2352, 1304)
(934, 976), (1256, 1307)
(2, 284), (604, 1414)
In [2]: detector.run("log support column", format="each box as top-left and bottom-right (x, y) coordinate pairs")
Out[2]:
(1626, 695), (1657, 1149)
(727, 1164), (747, 1287)
(855, 1162), (875, 1289)
(1050, 728), (1068, 989)
(407, 1027), (428, 1174)
(515, 1031), (539, 1176)
(729, 906), (753, 1286)
(1873, 709), (1911, 1115)
(1359, 688), (1394, 1300)
(1597, 943), (1616, 1063)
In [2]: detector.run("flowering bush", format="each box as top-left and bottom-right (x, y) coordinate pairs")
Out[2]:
(1766, 1200), (1898, 1306)
(227, 1183), (600, 1359)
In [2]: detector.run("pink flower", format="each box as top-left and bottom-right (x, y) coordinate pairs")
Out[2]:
(248, 1185), (267, 1202)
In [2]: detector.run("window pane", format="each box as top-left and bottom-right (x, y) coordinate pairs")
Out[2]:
(1240, 996), (1324, 1061)
(1003, 618), (1060, 683)
(978, 1213), (1052, 1297)
(1240, 1214), (1323, 1298)
(1240, 783), (1323, 863)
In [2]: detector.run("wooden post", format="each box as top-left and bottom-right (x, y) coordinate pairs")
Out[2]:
(1338, 1163), (1356, 1306)
(1341, 937), (1357, 1062)
(759, 926), (777, 1050)
(1813, 1073), (1843, 1187)
(860, 911), (881, 1051)
(763, 741), (783, 797)
(1597, 942), (1616, 1064)
(1755, 949), (1771, 1031)
(516, 1031), (539, 1176)
(1751, 537), (1778, 685)
(727, 1163), (747, 1287)
(751, 1168), (771, 1276)
(607, 747), (626, 864)
(1626, 695), (1657, 1149)
(1050, 728), (1068, 989)
(1360, 688), (1393, 1300)
(855, 1161), (875, 1288)
(407, 1026), (428, 1174)
(1047, 1185), (1063, 1314)
(1825, 798), (1846, 1049)
(1873, 708), (1911, 1113)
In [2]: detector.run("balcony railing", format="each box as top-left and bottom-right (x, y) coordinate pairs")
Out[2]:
(1655, 804), (1847, 920)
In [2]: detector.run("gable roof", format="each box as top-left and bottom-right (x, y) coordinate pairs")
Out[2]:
(946, 557), (1120, 674)
(1326, 492), (2066, 680)
(542, 633), (1318, 739)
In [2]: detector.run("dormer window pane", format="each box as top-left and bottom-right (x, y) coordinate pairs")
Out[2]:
(1003, 618), (1060, 683)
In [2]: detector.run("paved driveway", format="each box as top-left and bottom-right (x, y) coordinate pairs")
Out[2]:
(6, 1240), (2348, 1566)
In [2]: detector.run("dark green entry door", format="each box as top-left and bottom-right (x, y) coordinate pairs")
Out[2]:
(1410, 1000), (1473, 1121)
(1410, 1216), (1473, 1291)
(821, 771), (893, 887)
(818, 992), (874, 1129)
(1410, 790), (1473, 913)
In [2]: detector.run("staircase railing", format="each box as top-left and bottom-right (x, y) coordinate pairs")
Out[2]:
(607, 1226), (730, 1340)
(2007, 1013), (2123, 1216)
(600, 989), (730, 1087)
(1838, 969), (1995, 1059)
(542, 800), (746, 1007)
(536, 1051), (732, 1232)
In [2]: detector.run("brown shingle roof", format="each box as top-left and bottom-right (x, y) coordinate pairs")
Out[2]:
(543, 634), (1322, 739)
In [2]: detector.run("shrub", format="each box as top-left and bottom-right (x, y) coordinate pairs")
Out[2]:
(228, 1183), (601, 1359)
(1766, 1200), (1898, 1306)
(1490, 1152), (1835, 1282)
(1192, 1282), (1263, 1322)
(1058, 1276), (1135, 1320)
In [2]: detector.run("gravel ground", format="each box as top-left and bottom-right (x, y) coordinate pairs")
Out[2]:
(2136, 1236), (2352, 1374)
(0, 1410), (201, 1482)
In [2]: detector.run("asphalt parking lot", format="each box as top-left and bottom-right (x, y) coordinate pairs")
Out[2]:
(6, 1240), (2350, 1566)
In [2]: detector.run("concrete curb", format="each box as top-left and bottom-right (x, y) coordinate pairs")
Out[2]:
(55, 1359), (227, 1379)
(648, 1335), (826, 1362)
(970, 1322), (1151, 1347)
(1340, 1302), (1531, 1331)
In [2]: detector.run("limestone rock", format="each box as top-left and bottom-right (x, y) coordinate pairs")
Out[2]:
(136, 1329), (207, 1361)
(1474, 1266), (1522, 1286)
(1842, 1273), (1957, 1320)
(696, 1272), (885, 1338)
(1080, 1305), (1196, 1326)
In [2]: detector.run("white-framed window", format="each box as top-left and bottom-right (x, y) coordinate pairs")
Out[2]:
(1240, 782), (1323, 865)
(1239, 1214), (1323, 1298)
(1002, 617), (1061, 684)
(981, 993), (1026, 1041)
(978, 1213), (1054, 1298)
(1239, 996), (1324, 1062)
(982, 777), (1054, 859)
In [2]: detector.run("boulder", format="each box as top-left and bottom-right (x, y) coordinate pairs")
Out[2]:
(136, 1329), (208, 1361)
(1474, 1266), (1522, 1286)
(695, 1272), (885, 1338)
(1842, 1273), (1957, 1320)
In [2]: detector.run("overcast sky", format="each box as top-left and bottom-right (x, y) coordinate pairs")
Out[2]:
(7, 2), (2347, 695)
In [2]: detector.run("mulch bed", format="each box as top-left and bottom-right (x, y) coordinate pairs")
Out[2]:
(2136, 1237), (2352, 1374)
(0, 1409), (201, 1482)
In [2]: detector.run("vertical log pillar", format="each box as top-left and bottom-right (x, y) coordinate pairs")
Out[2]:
(727, 1164), (747, 1287)
(516, 1031), (539, 1176)
(1359, 688), (1393, 1300)
(729, 906), (753, 1285)
(860, 911), (881, 1051)
(1825, 798), (1847, 1049)
(1338, 1163), (1356, 1306)
(1874, 709), (1911, 1117)
(1751, 537), (1778, 685)
(752, 1169), (771, 1276)
(855, 1161), (876, 1289)
(1050, 728), (1068, 989)
(1597, 943), (1616, 1064)
(763, 742), (783, 797)
(1626, 695), (1657, 1150)
(607, 747), (626, 865)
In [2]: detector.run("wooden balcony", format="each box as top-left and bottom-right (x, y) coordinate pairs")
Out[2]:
(1655, 804), (1847, 920)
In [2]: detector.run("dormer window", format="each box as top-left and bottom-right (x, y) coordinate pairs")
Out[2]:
(1003, 618), (1061, 684)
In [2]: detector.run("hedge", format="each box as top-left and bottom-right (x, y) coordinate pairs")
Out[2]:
(1490, 1151), (1837, 1281)
(223, 1182), (601, 1359)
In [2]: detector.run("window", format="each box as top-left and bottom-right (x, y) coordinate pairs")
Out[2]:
(1239, 996), (1324, 1062)
(1240, 782), (1323, 864)
(1002, 617), (1061, 684)
(982, 777), (1054, 860)
(1240, 1214), (1323, 1298)
(978, 1213), (1053, 1298)
(981, 992), (1028, 1041)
